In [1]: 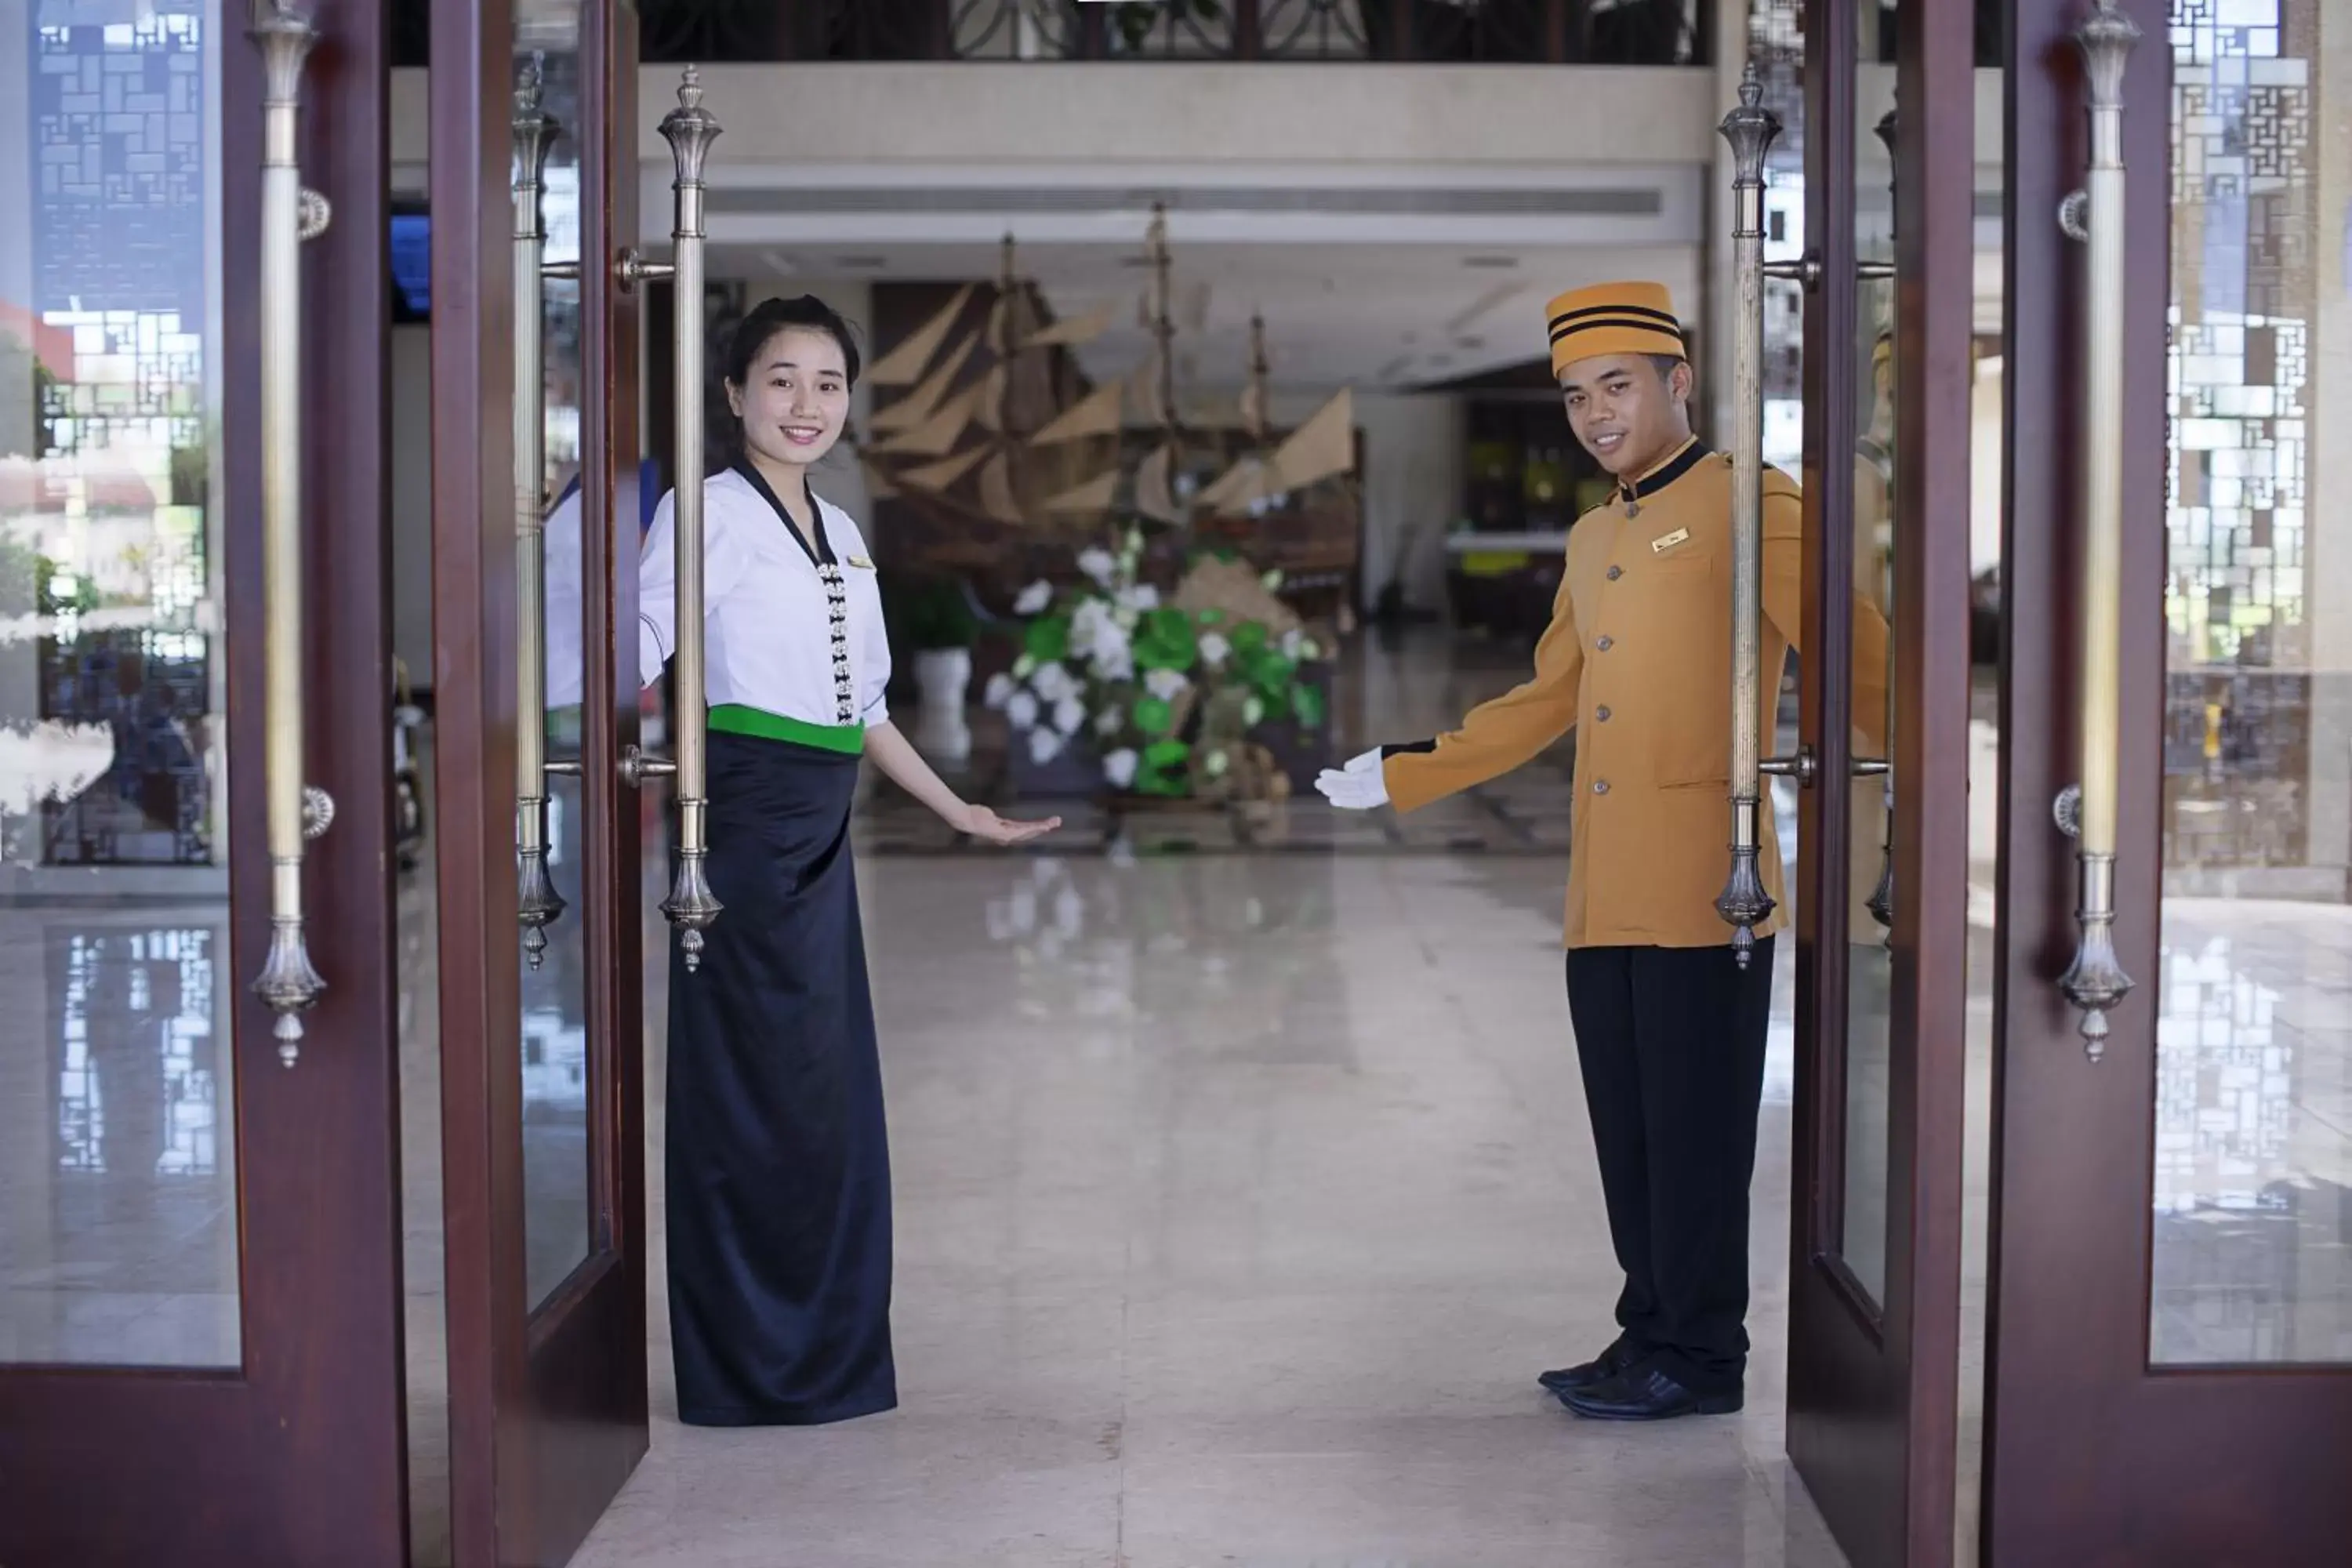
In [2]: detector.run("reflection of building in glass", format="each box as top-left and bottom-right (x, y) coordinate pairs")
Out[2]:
(2163, 0), (2336, 887)
(1748, 0), (1806, 473)
(53, 927), (220, 1181)
(7, 8), (217, 867)
(520, 1007), (590, 1115)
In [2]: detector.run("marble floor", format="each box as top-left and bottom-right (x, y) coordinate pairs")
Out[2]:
(567, 849), (1846, 1568)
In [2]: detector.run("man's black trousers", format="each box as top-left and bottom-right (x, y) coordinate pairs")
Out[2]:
(1565, 937), (1776, 1398)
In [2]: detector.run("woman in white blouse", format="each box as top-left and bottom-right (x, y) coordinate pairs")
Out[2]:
(641, 295), (1058, 1427)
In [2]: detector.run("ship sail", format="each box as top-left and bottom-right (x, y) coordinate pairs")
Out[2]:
(978, 451), (1025, 524)
(1132, 441), (1182, 525)
(874, 382), (982, 458)
(1266, 386), (1354, 492)
(1022, 299), (1116, 351)
(1041, 466), (1118, 517)
(1028, 378), (1124, 446)
(895, 445), (991, 492)
(868, 330), (980, 434)
(866, 282), (975, 387)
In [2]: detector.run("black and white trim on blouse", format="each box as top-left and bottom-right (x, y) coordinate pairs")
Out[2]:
(732, 460), (860, 728)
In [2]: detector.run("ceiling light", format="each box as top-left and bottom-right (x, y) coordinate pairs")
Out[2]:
(1461, 255), (1519, 269)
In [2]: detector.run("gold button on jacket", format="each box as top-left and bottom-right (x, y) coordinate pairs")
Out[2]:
(1384, 441), (1891, 949)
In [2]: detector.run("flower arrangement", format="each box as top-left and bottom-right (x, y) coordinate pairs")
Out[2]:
(985, 527), (1327, 800)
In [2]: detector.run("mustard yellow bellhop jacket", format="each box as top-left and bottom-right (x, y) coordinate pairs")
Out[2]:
(1381, 437), (1892, 950)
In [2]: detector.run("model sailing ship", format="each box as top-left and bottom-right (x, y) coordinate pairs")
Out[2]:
(853, 205), (1359, 575)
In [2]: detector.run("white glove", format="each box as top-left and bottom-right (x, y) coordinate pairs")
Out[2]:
(1314, 747), (1389, 811)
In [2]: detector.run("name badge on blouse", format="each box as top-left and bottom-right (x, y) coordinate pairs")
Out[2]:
(1649, 528), (1691, 555)
(846, 555), (876, 571)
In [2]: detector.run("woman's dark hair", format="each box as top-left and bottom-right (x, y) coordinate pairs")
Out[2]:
(707, 293), (862, 466)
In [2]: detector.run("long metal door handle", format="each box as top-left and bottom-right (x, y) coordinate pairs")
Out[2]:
(1713, 62), (1782, 969)
(249, 2), (328, 1067)
(514, 58), (568, 969)
(2056, 1), (2141, 1059)
(657, 68), (724, 971)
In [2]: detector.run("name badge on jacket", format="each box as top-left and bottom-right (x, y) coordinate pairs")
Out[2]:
(1649, 528), (1691, 555)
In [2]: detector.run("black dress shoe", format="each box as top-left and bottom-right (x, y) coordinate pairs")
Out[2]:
(1557, 1364), (1742, 1421)
(1537, 1338), (1641, 1395)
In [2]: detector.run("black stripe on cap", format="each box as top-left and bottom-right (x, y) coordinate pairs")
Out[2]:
(1550, 314), (1687, 346)
(1547, 302), (1682, 333)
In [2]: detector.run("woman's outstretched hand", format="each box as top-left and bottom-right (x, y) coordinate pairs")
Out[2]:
(955, 803), (1062, 846)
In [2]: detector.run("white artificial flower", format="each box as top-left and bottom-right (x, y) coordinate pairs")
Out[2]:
(1095, 706), (1125, 736)
(1204, 748), (1231, 779)
(1112, 604), (1140, 631)
(1032, 661), (1076, 703)
(1053, 695), (1087, 736)
(1014, 653), (1037, 679)
(1300, 638), (1321, 660)
(1071, 597), (1116, 649)
(984, 672), (1015, 710)
(1198, 631), (1231, 669)
(1014, 579), (1054, 615)
(1077, 547), (1116, 586)
(1028, 725), (1066, 764)
(1144, 667), (1189, 702)
(1279, 628), (1305, 659)
(1260, 568), (1285, 592)
(1116, 584), (1160, 613)
(1007, 690), (1040, 730)
(1243, 695), (1266, 727)
(1091, 644), (1135, 684)
(1103, 748), (1139, 789)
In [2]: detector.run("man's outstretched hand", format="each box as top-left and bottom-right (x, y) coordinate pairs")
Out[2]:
(1314, 748), (1389, 811)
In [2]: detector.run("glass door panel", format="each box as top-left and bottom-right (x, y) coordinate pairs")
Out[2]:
(1, 5), (238, 1371)
(1773, 0), (1974, 1562)
(431, 0), (648, 1559)
(514, 2), (596, 1319)
(1984, 0), (2352, 1558)
(0, 1), (409, 1562)
(2148, 0), (2352, 1370)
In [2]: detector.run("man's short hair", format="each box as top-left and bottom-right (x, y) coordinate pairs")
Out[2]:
(1649, 354), (1686, 383)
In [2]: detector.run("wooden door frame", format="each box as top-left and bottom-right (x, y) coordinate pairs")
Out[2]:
(1984, 0), (2352, 1559)
(0, 4), (407, 1564)
(1781, 0), (1972, 1563)
(430, 1), (648, 1562)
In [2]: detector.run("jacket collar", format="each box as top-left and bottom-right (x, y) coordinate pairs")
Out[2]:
(1615, 435), (1711, 508)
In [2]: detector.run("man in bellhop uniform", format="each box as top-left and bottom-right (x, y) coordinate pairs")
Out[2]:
(1318, 281), (1888, 1421)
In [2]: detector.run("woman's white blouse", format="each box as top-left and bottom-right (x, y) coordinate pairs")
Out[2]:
(637, 467), (891, 730)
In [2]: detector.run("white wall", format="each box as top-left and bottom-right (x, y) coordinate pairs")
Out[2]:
(1353, 392), (1467, 615)
(390, 64), (1716, 178)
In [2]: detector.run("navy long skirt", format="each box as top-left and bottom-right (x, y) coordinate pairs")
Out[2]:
(665, 729), (898, 1426)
